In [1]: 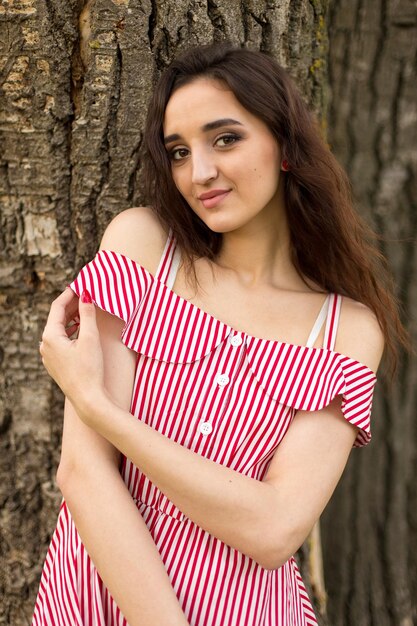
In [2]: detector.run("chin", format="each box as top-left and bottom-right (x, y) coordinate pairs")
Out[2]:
(191, 204), (253, 234)
(201, 218), (242, 234)
(207, 214), (260, 234)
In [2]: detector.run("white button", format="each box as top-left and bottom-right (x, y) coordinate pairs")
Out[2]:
(230, 335), (243, 347)
(216, 373), (230, 387)
(199, 422), (213, 435)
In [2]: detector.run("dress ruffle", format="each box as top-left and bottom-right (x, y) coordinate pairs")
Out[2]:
(69, 249), (377, 448)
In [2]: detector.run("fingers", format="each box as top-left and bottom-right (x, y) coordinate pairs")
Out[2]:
(77, 290), (98, 341)
(63, 292), (81, 326)
(44, 288), (78, 335)
(40, 289), (78, 356)
(66, 322), (80, 338)
(39, 288), (98, 359)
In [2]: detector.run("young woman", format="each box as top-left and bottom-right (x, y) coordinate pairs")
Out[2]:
(33, 43), (407, 626)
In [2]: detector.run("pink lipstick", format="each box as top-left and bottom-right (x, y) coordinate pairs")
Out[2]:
(198, 189), (231, 209)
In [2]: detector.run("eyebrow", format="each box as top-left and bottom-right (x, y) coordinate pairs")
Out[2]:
(163, 118), (243, 145)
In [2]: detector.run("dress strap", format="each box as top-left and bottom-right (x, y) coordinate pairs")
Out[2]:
(166, 244), (182, 289)
(323, 293), (342, 351)
(305, 294), (330, 348)
(155, 228), (181, 288)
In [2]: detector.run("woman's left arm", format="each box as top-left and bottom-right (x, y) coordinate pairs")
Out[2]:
(41, 291), (384, 571)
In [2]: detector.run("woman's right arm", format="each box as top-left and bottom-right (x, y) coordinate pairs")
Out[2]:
(56, 306), (188, 626)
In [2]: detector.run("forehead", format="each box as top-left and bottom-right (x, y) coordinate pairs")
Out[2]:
(163, 78), (252, 132)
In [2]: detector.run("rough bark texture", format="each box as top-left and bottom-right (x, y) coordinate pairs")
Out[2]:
(321, 1), (417, 625)
(0, 1), (330, 624)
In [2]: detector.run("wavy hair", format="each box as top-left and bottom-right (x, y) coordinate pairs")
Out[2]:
(143, 42), (410, 377)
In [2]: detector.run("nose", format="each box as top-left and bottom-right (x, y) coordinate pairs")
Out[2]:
(191, 150), (218, 185)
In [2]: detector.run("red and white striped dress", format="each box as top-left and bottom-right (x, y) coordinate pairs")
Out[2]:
(32, 229), (377, 626)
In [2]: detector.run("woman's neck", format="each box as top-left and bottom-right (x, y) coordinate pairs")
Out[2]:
(214, 214), (304, 291)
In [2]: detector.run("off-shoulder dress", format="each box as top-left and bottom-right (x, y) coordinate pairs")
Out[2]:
(32, 229), (377, 626)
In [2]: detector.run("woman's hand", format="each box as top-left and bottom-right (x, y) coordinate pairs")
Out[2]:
(39, 288), (106, 413)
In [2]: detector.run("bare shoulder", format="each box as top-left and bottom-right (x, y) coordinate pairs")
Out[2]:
(99, 206), (169, 275)
(335, 295), (385, 374)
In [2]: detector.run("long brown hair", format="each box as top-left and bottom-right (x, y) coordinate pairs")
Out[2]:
(143, 42), (410, 377)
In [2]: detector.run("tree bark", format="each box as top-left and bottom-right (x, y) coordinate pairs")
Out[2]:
(321, 1), (417, 624)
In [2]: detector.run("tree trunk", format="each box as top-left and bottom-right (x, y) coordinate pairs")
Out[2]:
(321, 1), (417, 624)
(0, 2), (329, 623)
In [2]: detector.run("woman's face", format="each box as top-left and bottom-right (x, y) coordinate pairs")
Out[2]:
(163, 77), (285, 234)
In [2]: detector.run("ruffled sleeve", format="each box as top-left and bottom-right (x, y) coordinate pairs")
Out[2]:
(245, 338), (377, 447)
(335, 354), (377, 447)
(69, 249), (152, 345)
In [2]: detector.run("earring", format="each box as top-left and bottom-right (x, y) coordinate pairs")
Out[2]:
(281, 159), (289, 171)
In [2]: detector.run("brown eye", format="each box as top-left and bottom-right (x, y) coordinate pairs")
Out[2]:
(170, 147), (189, 161)
(216, 133), (242, 147)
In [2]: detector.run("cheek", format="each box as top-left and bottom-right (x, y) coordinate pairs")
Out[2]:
(245, 157), (279, 190)
(243, 140), (280, 179)
(255, 146), (280, 186)
(171, 168), (187, 194)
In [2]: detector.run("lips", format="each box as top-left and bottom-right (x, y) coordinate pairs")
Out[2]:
(198, 189), (231, 209)
(198, 189), (230, 200)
